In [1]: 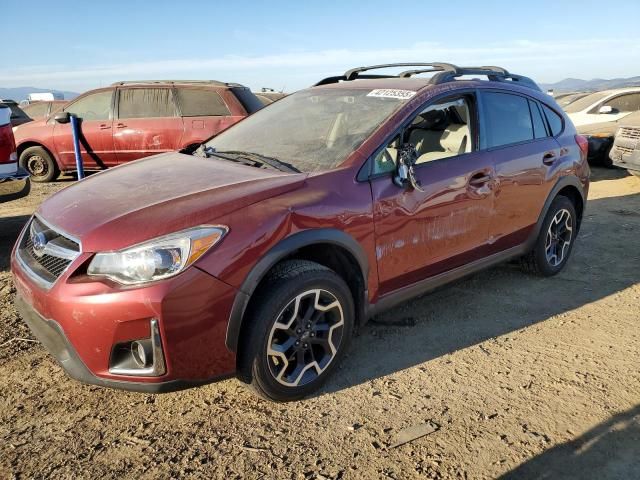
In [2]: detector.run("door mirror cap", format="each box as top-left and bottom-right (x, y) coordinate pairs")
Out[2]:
(393, 143), (419, 188)
(54, 111), (71, 124)
(598, 105), (614, 114)
(394, 162), (409, 188)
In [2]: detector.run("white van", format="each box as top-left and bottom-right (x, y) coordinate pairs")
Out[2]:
(27, 92), (64, 102)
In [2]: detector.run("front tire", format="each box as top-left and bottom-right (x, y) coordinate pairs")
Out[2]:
(521, 195), (577, 276)
(19, 146), (59, 182)
(240, 260), (354, 401)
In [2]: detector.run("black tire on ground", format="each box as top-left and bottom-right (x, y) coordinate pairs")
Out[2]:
(239, 259), (354, 402)
(520, 195), (577, 276)
(19, 146), (59, 182)
(601, 146), (614, 168)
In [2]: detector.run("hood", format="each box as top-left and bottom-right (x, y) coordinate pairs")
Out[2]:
(38, 152), (307, 252)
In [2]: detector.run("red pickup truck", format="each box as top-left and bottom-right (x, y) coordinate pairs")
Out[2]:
(0, 105), (30, 201)
(13, 81), (263, 182)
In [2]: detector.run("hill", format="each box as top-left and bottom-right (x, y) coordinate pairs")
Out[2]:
(540, 76), (640, 93)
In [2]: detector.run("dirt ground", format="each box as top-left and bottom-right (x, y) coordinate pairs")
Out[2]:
(0, 168), (639, 479)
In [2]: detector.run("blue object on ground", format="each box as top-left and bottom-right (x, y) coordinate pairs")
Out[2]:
(70, 114), (84, 180)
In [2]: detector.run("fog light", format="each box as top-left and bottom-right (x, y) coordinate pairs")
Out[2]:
(109, 319), (166, 377)
(131, 339), (152, 368)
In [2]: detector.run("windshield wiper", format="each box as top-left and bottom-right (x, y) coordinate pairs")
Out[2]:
(218, 150), (300, 173)
(196, 145), (299, 173)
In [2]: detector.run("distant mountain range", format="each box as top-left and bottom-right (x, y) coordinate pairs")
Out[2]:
(0, 86), (79, 102)
(540, 76), (640, 93)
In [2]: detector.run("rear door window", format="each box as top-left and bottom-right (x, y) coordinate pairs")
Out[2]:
(176, 88), (230, 116)
(529, 100), (548, 139)
(118, 88), (177, 119)
(481, 92), (534, 148)
(64, 91), (113, 121)
(541, 104), (563, 136)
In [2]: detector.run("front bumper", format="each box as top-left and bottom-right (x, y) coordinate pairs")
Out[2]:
(0, 165), (30, 202)
(610, 141), (640, 174)
(14, 295), (199, 393)
(12, 246), (239, 392)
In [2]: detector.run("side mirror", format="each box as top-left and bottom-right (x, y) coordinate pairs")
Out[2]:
(54, 111), (71, 124)
(393, 144), (424, 192)
(598, 105), (614, 114)
(393, 161), (409, 188)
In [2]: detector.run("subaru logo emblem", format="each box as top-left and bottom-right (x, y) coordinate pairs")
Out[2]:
(31, 231), (48, 258)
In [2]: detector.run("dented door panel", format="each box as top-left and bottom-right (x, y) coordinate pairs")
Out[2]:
(371, 151), (495, 295)
(488, 138), (560, 252)
(113, 117), (185, 164)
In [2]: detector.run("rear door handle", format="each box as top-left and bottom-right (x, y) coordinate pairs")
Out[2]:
(542, 151), (557, 165)
(116, 123), (127, 129)
(99, 124), (111, 130)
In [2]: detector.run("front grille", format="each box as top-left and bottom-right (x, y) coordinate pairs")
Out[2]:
(618, 127), (640, 140)
(613, 145), (634, 156)
(23, 235), (72, 278)
(17, 217), (81, 288)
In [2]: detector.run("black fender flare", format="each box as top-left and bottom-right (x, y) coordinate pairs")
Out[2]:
(525, 175), (586, 250)
(225, 228), (370, 352)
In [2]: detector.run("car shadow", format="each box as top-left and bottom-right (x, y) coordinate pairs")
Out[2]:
(590, 165), (629, 181)
(322, 188), (640, 395)
(498, 404), (640, 479)
(0, 215), (30, 272)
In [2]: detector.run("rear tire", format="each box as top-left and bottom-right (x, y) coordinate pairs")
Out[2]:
(239, 260), (354, 401)
(19, 146), (59, 182)
(520, 195), (577, 276)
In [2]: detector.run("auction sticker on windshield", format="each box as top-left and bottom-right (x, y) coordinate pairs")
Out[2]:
(367, 89), (416, 100)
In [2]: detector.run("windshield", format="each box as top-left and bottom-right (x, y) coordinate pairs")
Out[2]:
(564, 91), (610, 113)
(206, 88), (409, 172)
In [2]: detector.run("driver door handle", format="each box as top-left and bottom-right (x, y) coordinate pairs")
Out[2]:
(469, 172), (493, 188)
(99, 123), (111, 130)
(116, 123), (127, 129)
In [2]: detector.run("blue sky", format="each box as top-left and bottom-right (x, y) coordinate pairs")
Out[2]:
(2, 0), (640, 92)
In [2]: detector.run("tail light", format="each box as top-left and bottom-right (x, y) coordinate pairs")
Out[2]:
(575, 135), (589, 160)
(0, 124), (17, 164)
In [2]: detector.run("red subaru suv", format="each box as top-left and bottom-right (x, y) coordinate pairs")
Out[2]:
(12, 64), (589, 401)
(12, 80), (263, 182)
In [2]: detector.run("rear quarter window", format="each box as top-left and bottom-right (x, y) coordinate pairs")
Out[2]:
(176, 88), (231, 116)
(230, 87), (264, 114)
(541, 104), (563, 136)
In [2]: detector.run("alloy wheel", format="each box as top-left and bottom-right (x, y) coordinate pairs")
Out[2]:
(266, 289), (344, 387)
(545, 208), (573, 267)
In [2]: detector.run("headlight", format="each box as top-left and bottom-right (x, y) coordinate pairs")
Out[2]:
(87, 226), (227, 285)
